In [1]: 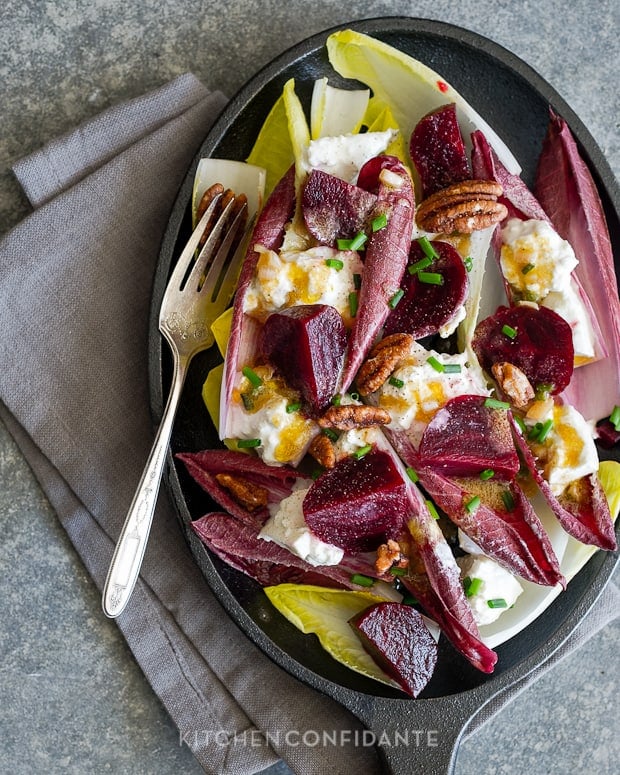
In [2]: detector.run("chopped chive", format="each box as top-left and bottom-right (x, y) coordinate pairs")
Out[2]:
(336, 238), (350, 250)
(353, 272), (362, 290)
(371, 213), (388, 231)
(537, 418), (554, 443)
(389, 566), (407, 577)
(535, 382), (554, 401)
(402, 594), (418, 606)
(463, 576), (483, 598)
(465, 495), (481, 514)
(242, 366), (263, 388)
(480, 469), (495, 481)
(325, 257), (344, 270)
(521, 262), (535, 275)
(331, 394), (342, 406)
(427, 356), (444, 373)
(406, 467), (419, 483)
(322, 427), (339, 442)
(487, 598), (508, 609)
(501, 324), (518, 339)
(237, 438), (261, 449)
(609, 405), (620, 431)
(528, 422), (544, 441)
(311, 467), (323, 480)
(388, 289), (405, 308)
(389, 376), (405, 388)
(502, 490), (515, 511)
(240, 392), (254, 411)
(417, 236), (439, 260)
(443, 364), (462, 374)
(463, 255), (473, 272)
(408, 255), (433, 274)
(418, 271), (444, 285)
(286, 402), (301, 413)
(425, 499), (440, 520)
(348, 291), (358, 317)
(349, 231), (368, 251)
(350, 573), (375, 587)
(513, 415), (527, 434)
(353, 444), (373, 459)
(349, 392), (360, 401)
(484, 397), (510, 410)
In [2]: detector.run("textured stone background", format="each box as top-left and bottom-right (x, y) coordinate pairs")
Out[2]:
(0, 1), (618, 774)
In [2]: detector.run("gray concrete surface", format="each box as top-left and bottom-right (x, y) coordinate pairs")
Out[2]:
(1, 1), (618, 773)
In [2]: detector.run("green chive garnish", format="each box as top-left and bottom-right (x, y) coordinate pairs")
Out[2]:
(502, 490), (515, 511)
(528, 422), (544, 441)
(443, 364), (462, 374)
(286, 402), (301, 413)
(535, 382), (554, 401)
(311, 467), (323, 480)
(388, 289), (404, 308)
(521, 263), (535, 275)
(408, 256), (433, 274)
(513, 415), (527, 434)
(418, 271), (444, 285)
(406, 467), (419, 483)
(402, 594), (418, 606)
(537, 418), (554, 443)
(389, 567), (407, 577)
(237, 438), (261, 449)
(348, 291), (358, 317)
(241, 366), (263, 388)
(609, 405), (620, 431)
(465, 495), (481, 514)
(389, 376), (405, 388)
(427, 356), (444, 373)
(331, 394), (342, 406)
(325, 257), (344, 270)
(463, 255), (473, 272)
(349, 231), (368, 251)
(425, 499), (440, 520)
(487, 598), (508, 609)
(417, 236), (439, 260)
(484, 397), (510, 410)
(350, 573), (375, 587)
(501, 324), (518, 339)
(371, 213), (388, 231)
(353, 272), (362, 290)
(353, 444), (372, 459)
(463, 576), (483, 598)
(480, 469), (495, 481)
(349, 392), (360, 401)
(322, 427), (339, 442)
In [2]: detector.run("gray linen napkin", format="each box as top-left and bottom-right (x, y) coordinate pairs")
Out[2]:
(0, 74), (617, 775)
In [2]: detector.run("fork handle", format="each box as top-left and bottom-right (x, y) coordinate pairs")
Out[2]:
(102, 353), (188, 618)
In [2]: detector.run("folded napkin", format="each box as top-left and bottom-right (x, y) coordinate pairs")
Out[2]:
(0, 74), (617, 775)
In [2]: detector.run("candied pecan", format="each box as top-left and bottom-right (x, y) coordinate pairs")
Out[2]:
(492, 361), (535, 409)
(317, 404), (391, 431)
(356, 333), (414, 396)
(374, 539), (409, 575)
(415, 179), (507, 234)
(308, 433), (337, 469)
(215, 473), (268, 511)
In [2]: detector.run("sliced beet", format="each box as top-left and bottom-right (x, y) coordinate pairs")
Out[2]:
(303, 448), (407, 552)
(259, 304), (347, 415)
(472, 305), (574, 394)
(302, 169), (377, 245)
(349, 602), (438, 697)
(410, 103), (471, 198)
(418, 394), (520, 479)
(383, 239), (469, 338)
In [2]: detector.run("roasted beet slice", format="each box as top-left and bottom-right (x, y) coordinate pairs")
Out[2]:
(410, 103), (471, 198)
(418, 395), (520, 479)
(472, 305), (574, 394)
(383, 239), (468, 338)
(303, 448), (407, 552)
(349, 603), (438, 697)
(302, 169), (377, 245)
(259, 304), (347, 415)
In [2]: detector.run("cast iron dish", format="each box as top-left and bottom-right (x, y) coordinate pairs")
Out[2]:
(150, 17), (620, 774)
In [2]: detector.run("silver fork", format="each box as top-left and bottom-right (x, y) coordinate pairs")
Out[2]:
(102, 192), (249, 618)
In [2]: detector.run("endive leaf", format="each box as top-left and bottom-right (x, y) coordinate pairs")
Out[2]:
(310, 78), (369, 139)
(246, 94), (294, 197)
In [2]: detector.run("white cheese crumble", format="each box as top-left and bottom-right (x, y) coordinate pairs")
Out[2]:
(243, 245), (363, 323)
(457, 554), (523, 626)
(305, 129), (398, 183)
(259, 485), (344, 566)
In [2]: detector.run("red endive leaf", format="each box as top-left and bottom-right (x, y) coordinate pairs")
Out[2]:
(535, 110), (620, 422)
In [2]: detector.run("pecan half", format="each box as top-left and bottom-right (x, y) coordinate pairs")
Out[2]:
(374, 538), (409, 575)
(196, 184), (248, 250)
(308, 433), (337, 469)
(491, 361), (535, 409)
(415, 179), (507, 234)
(356, 332), (414, 396)
(317, 404), (391, 431)
(215, 473), (268, 511)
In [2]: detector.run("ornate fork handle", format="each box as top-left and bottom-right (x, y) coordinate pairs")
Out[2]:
(102, 349), (188, 618)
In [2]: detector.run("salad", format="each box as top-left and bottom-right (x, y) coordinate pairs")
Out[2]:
(176, 30), (620, 697)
